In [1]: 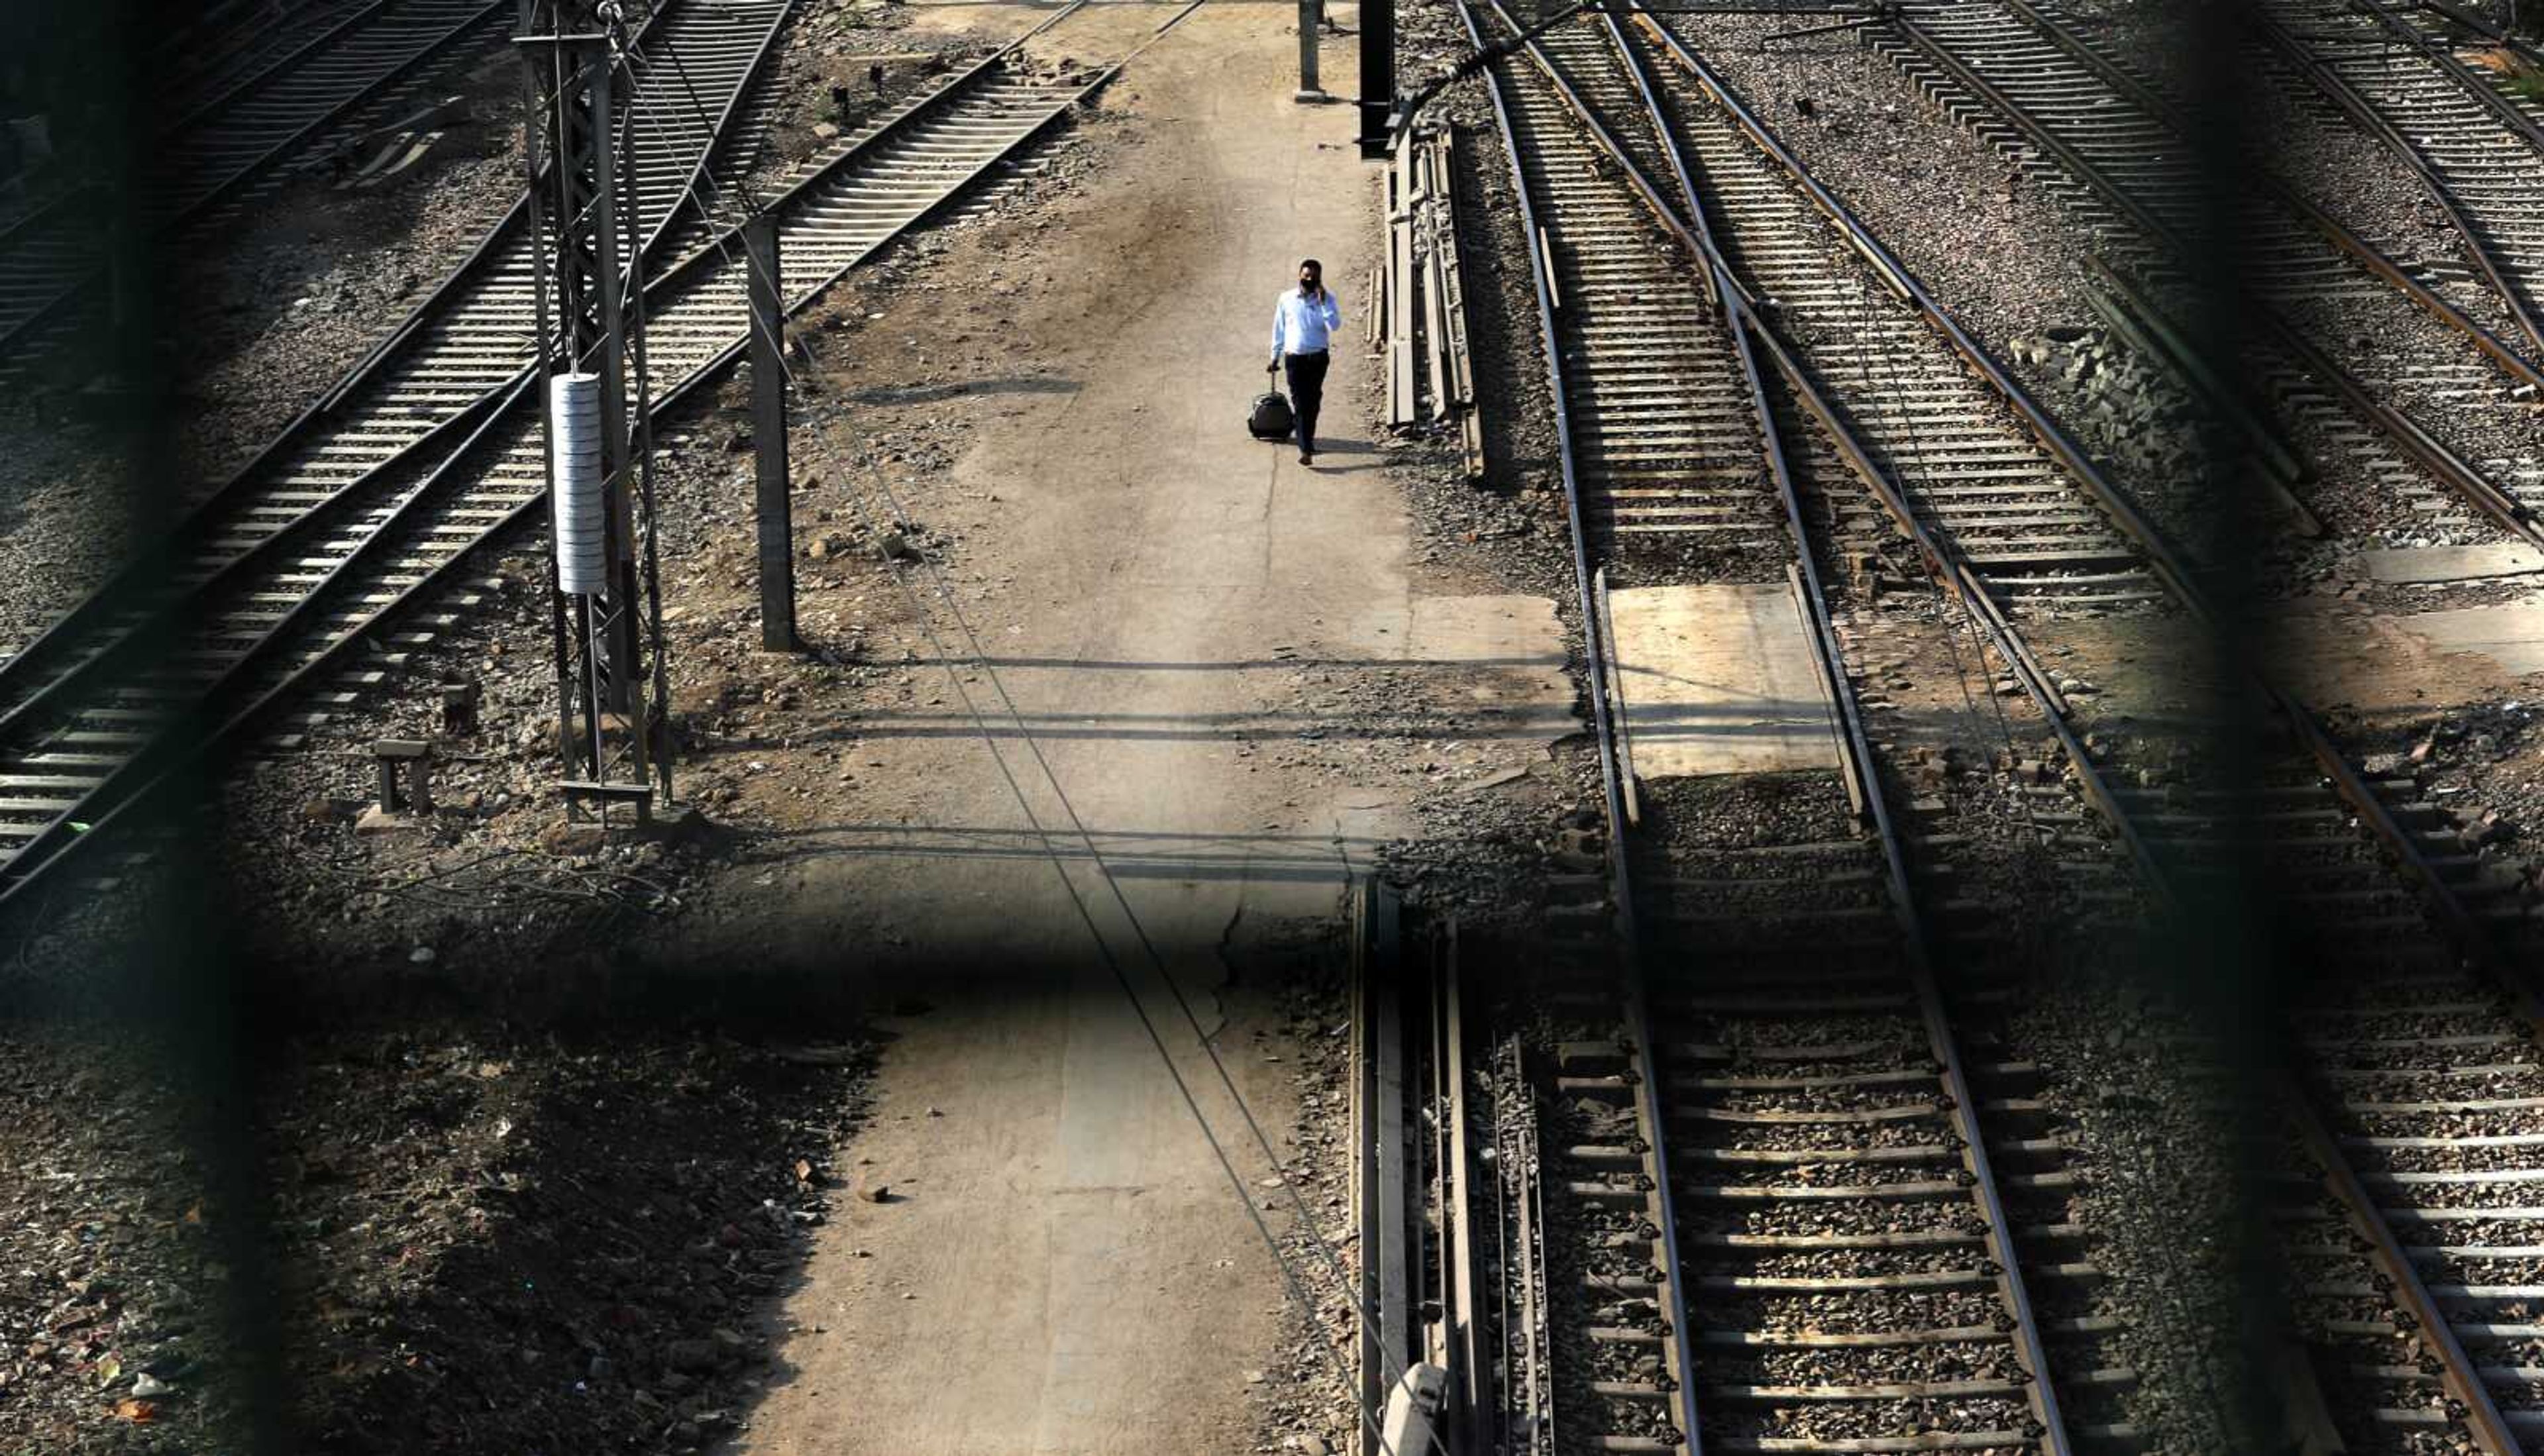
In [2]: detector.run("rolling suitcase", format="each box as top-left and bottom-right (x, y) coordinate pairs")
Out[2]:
(1247, 390), (1294, 441)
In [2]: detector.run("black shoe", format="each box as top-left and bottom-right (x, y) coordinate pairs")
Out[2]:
(1298, 451), (1314, 465)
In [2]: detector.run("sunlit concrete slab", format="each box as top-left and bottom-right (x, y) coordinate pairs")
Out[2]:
(1609, 582), (1840, 778)
(2360, 543), (2544, 583)
(2397, 596), (2544, 678)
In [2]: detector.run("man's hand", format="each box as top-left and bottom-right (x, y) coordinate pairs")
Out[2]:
(1267, 360), (1279, 374)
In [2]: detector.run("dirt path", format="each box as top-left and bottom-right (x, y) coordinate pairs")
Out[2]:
(702, 3), (1529, 1450)
(739, 964), (1312, 1455)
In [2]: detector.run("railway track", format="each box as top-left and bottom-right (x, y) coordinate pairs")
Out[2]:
(1459, 0), (2544, 1445)
(2273, 952), (2544, 1453)
(1461, 1), (2139, 1447)
(0, 1), (1163, 907)
(2255, 0), (2544, 364)
(1623, 21), (2544, 1448)
(153, 0), (380, 121)
(1481, 18), (1780, 566)
(0, 0), (790, 717)
(1868, 0), (2544, 545)
(0, 0), (511, 375)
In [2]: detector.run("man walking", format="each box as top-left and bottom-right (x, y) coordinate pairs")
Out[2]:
(1267, 258), (1342, 465)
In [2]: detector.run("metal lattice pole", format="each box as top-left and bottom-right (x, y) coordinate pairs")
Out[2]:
(518, 0), (665, 821)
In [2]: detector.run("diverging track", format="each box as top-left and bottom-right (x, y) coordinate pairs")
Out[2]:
(0, 0), (793, 728)
(2255, 0), (2544, 364)
(1459, 0), (2145, 1447)
(1462, 0), (2544, 1447)
(1870, 0), (2544, 545)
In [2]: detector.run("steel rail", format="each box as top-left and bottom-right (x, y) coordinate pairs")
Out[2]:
(1450, 5), (1696, 1452)
(1736, 271), (2089, 1456)
(2414, 0), (2544, 65)
(1585, 18), (2084, 1449)
(2281, 1090), (2523, 1456)
(0, 0), (513, 368)
(333, 0), (784, 405)
(2351, 0), (2544, 151)
(1466, 0), (2173, 906)
(1500, 8), (2523, 1443)
(153, 0), (310, 70)
(1603, 15), (2114, 753)
(1878, 4), (2544, 544)
(1475, 5), (2091, 1449)
(166, 0), (401, 138)
(1477, 0), (2101, 715)
(14, 0), (700, 568)
(1618, 24), (2541, 1432)
(1951, 0), (2544, 395)
(1448, 0), (1642, 947)
(2254, 3), (2544, 364)
(168, 0), (512, 233)
(155, 0), (374, 127)
(0, 0), (696, 702)
(1613, 20), (2533, 1441)
(0, 0), (772, 741)
(308, 1), (699, 414)
(0, 183), (93, 256)
(1631, 8), (2507, 964)
(0, 5), (1122, 910)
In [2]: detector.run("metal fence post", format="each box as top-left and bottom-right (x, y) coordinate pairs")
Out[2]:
(1297, 0), (1325, 99)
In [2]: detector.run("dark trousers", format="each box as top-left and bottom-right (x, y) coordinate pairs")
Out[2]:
(1283, 349), (1330, 453)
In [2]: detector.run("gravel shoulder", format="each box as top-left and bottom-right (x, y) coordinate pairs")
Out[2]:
(0, 1005), (880, 1455)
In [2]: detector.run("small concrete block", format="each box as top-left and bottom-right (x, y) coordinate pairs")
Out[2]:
(2395, 596), (2544, 676)
(1607, 583), (1840, 779)
(354, 806), (424, 836)
(539, 819), (611, 855)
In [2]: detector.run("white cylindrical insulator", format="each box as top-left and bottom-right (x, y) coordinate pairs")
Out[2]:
(549, 373), (608, 596)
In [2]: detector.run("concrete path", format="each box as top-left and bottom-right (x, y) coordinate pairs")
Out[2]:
(716, 5), (1565, 1451)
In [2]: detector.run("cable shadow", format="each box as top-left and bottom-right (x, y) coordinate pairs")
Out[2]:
(730, 821), (1390, 882)
(844, 376), (1081, 406)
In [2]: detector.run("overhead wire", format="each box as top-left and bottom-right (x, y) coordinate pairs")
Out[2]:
(631, 1), (1434, 1388)
(823, 470), (1429, 1456)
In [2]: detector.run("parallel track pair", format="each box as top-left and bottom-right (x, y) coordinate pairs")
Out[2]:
(0, 0), (1138, 905)
(1875, 0), (2544, 548)
(0, 0), (514, 375)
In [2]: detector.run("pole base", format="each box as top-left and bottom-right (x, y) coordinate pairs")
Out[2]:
(1295, 87), (1333, 103)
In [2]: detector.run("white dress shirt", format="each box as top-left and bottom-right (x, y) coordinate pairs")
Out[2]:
(1270, 286), (1344, 359)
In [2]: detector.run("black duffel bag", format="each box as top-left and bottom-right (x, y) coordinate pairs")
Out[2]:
(1248, 390), (1294, 441)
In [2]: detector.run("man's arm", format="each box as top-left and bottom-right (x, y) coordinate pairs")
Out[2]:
(1269, 296), (1288, 364)
(1319, 292), (1342, 333)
